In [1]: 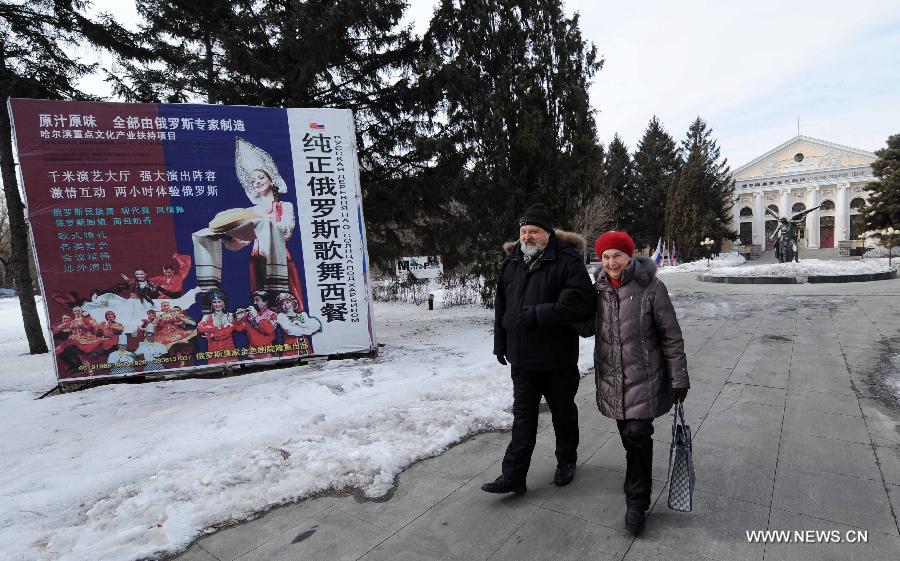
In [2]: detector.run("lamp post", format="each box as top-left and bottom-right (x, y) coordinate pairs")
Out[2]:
(882, 227), (896, 268)
(700, 238), (714, 267)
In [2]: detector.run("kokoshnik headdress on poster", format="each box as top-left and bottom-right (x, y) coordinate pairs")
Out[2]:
(234, 137), (289, 201)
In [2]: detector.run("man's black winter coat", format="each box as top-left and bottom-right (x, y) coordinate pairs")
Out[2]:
(493, 230), (595, 371)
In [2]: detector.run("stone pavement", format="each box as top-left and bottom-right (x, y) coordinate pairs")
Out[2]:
(172, 273), (900, 561)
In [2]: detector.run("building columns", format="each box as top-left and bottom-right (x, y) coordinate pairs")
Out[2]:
(806, 186), (820, 248)
(732, 197), (741, 242)
(780, 189), (791, 218)
(753, 191), (764, 246)
(835, 183), (850, 242)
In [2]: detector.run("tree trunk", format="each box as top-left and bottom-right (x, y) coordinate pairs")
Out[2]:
(203, 30), (216, 104)
(0, 102), (49, 354)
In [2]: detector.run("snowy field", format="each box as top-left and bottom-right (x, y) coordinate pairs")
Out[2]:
(697, 258), (895, 277)
(0, 297), (593, 561)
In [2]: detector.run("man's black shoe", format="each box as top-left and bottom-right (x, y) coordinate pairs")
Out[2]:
(625, 507), (646, 536)
(481, 476), (527, 494)
(554, 462), (576, 486)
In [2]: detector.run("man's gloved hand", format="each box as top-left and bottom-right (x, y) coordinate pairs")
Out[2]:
(516, 305), (537, 327)
(669, 388), (688, 402)
(496, 354), (508, 366)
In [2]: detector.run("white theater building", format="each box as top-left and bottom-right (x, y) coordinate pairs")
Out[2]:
(732, 136), (877, 250)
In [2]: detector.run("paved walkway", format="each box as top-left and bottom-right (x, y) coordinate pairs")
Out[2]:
(173, 274), (900, 561)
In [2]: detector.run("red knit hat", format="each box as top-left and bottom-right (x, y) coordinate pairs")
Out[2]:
(595, 231), (635, 257)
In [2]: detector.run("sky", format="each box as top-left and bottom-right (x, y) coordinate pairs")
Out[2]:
(82, 0), (900, 169)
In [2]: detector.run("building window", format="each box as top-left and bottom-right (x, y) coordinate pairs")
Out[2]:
(850, 197), (865, 212)
(820, 200), (835, 211)
(767, 204), (779, 215)
(740, 207), (753, 218)
(794, 153), (804, 162)
(791, 202), (806, 213)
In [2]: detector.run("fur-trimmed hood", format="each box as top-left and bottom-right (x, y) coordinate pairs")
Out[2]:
(598, 256), (658, 288)
(502, 229), (587, 256)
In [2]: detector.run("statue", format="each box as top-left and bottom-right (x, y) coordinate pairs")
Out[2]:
(765, 205), (821, 263)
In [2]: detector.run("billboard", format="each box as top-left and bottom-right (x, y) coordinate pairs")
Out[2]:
(8, 99), (376, 382)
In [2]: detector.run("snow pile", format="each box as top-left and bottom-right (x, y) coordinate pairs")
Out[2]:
(656, 252), (746, 275)
(701, 259), (894, 277)
(864, 246), (900, 258)
(0, 299), (593, 561)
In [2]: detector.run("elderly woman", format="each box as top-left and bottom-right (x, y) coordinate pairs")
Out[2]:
(590, 231), (690, 536)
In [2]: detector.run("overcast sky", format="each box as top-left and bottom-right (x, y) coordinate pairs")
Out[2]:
(83, 0), (900, 168)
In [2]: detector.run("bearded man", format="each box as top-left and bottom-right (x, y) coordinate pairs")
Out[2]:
(485, 203), (595, 495)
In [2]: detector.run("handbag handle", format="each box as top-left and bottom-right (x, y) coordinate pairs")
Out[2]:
(671, 401), (687, 441)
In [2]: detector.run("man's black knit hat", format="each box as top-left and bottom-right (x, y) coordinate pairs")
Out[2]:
(519, 204), (554, 233)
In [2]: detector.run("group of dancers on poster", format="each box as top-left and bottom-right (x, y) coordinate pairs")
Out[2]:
(51, 256), (323, 375)
(50, 137), (326, 376)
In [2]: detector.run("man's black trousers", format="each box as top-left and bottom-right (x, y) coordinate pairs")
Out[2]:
(501, 367), (580, 484)
(616, 418), (654, 510)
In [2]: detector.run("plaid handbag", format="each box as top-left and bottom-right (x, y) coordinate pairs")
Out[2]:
(667, 401), (695, 512)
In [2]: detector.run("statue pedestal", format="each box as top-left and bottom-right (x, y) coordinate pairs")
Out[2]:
(838, 240), (852, 256)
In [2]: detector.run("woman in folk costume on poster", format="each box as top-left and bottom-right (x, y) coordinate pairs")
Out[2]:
(192, 138), (312, 344)
(197, 289), (238, 364)
(274, 292), (322, 357)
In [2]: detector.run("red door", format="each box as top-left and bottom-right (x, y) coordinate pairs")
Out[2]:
(820, 216), (835, 248)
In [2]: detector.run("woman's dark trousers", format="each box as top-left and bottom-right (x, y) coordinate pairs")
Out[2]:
(616, 419), (654, 510)
(501, 367), (580, 484)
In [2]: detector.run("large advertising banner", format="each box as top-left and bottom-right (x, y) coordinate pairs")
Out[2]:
(8, 99), (376, 382)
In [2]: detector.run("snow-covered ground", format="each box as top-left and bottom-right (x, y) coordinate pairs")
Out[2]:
(0, 298), (593, 561)
(656, 252), (746, 275)
(698, 258), (895, 277)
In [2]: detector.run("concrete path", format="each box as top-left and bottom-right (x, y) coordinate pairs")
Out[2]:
(172, 274), (900, 561)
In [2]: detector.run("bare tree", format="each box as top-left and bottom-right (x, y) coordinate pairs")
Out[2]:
(0, 197), (10, 287)
(572, 191), (615, 259)
(1, 1), (145, 353)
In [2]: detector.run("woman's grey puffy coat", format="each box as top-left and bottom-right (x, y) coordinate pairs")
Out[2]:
(592, 256), (689, 420)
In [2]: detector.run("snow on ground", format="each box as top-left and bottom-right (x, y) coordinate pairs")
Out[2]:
(0, 298), (593, 561)
(697, 258), (894, 277)
(0, 297), (54, 393)
(656, 252), (746, 275)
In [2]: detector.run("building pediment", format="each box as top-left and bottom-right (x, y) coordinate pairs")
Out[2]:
(734, 136), (875, 180)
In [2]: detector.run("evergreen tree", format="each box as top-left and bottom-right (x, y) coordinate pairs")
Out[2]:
(601, 134), (634, 232)
(419, 0), (603, 301)
(0, 0), (146, 354)
(664, 154), (704, 262)
(110, 0), (235, 103)
(862, 134), (900, 232)
(632, 116), (680, 252)
(114, 0), (422, 268)
(665, 117), (735, 261)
